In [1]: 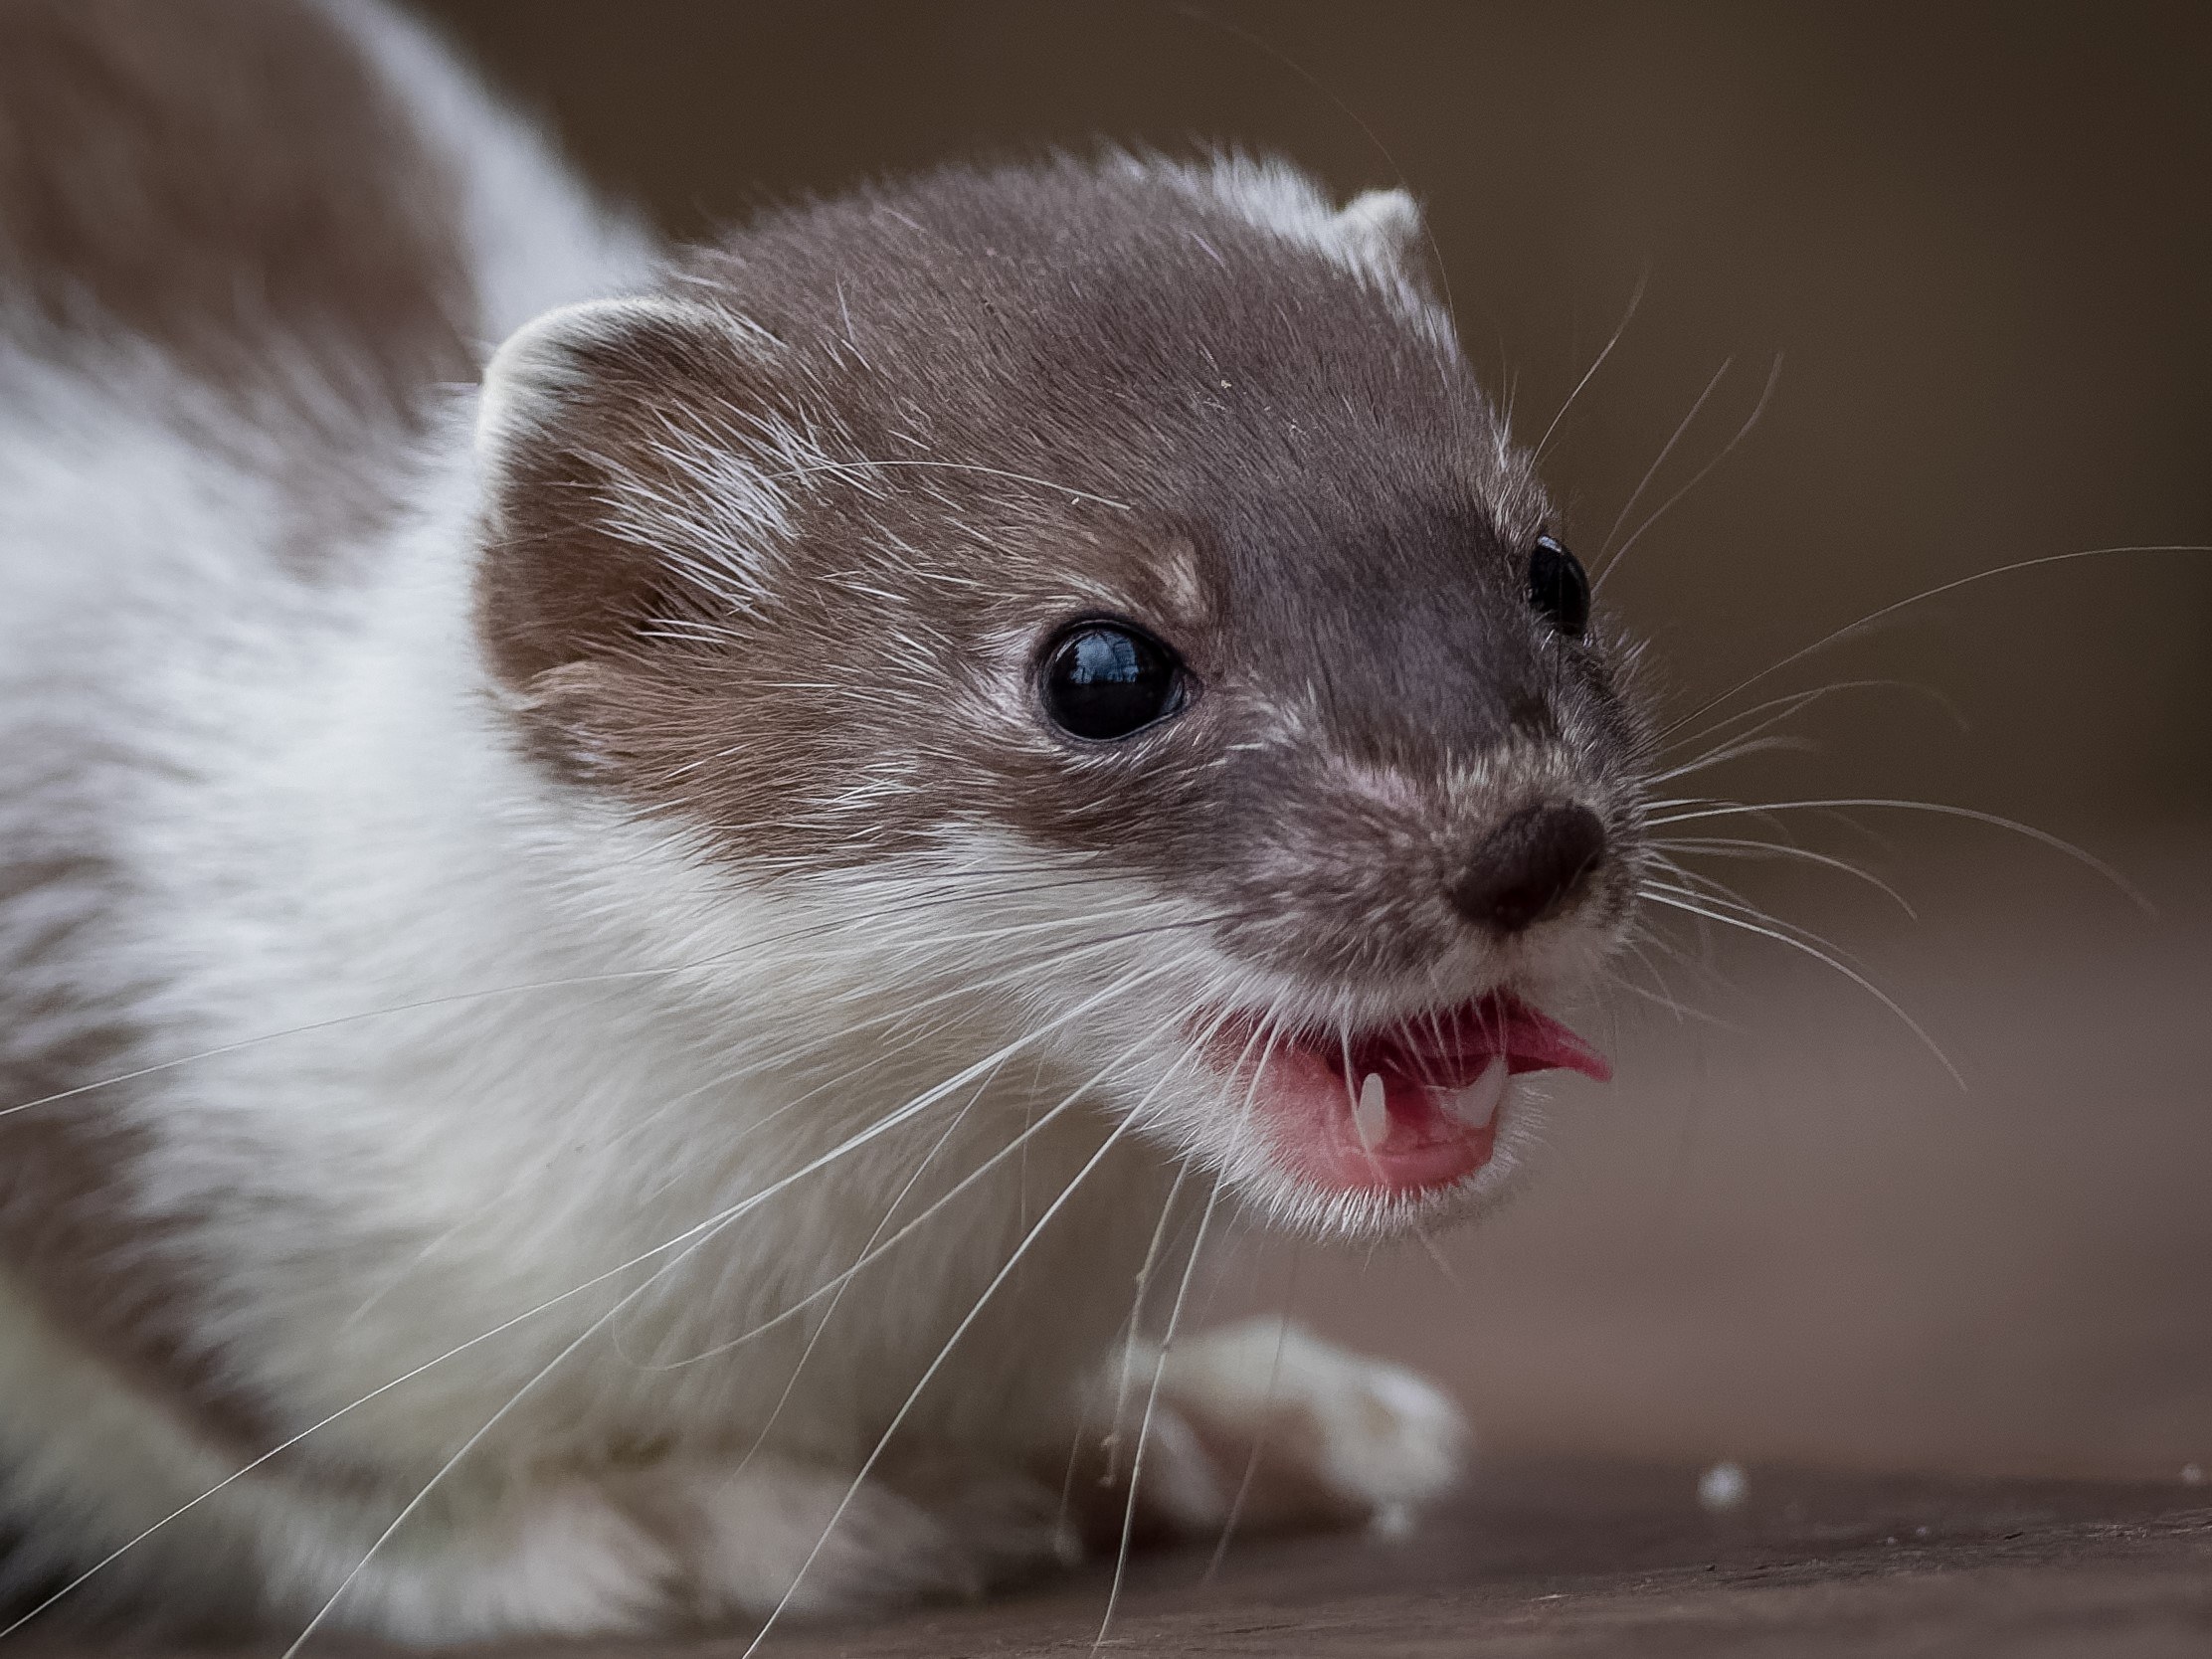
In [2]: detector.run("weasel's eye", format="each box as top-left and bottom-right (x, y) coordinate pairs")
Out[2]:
(1039, 622), (1187, 741)
(1528, 535), (1590, 639)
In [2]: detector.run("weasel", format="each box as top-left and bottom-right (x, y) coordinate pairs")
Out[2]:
(0, 0), (1651, 1640)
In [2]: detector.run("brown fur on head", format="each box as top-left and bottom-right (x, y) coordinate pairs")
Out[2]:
(471, 154), (1651, 1221)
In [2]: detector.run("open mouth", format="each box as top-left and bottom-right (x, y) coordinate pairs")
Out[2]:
(1207, 992), (1610, 1197)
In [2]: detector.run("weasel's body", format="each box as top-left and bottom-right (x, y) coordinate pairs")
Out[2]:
(0, 0), (1646, 1639)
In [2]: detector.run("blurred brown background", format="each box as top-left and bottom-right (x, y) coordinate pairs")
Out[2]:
(419, 2), (2212, 1482)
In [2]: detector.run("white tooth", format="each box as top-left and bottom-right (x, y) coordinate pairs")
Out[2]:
(1442, 1057), (1510, 1131)
(1354, 1071), (1388, 1150)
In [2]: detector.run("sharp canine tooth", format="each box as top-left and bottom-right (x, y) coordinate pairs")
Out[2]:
(1355, 1071), (1387, 1150)
(1443, 1057), (1510, 1131)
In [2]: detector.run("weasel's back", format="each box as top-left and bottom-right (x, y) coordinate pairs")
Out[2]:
(0, 8), (641, 1598)
(0, 0), (481, 417)
(0, 0), (644, 422)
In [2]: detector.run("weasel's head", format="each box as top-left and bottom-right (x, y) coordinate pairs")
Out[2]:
(472, 156), (1651, 1236)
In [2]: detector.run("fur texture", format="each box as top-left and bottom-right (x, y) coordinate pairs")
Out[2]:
(0, 0), (1648, 1640)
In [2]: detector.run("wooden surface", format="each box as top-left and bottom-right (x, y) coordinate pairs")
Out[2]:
(22, 1462), (2212, 1657)
(641, 1461), (2212, 1659)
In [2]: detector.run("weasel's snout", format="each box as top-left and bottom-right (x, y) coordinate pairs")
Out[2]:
(1448, 803), (1608, 935)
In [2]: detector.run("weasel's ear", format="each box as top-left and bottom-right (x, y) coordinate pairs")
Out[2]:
(472, 294), (792, 691)
(1332, 187), (1424, 269)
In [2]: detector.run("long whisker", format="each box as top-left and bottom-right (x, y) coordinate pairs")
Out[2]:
(1097, 1177), (1223, 1653)
(1651, 733), (1817, 784)
(1106, 1162), (1196, 1488)
(1598, 357), (1732, 563)
(1657, 542), (2212, 740)
(1596, 354), (1781, 593)
(1602, 954), (1740, 1029)
(1650, 834), (1917, 916)
(735, 1028), (1216, 1659)
(711, 1069), (997, 1471)
(352, 911), (1226, 1321)
(1407, 1221), (1463, 1288)
(639, 1022), (1190, 1371)
(1647, 797), (2151, 913)
(276, 1196), (759, 1658)
(1658, 677), (1968, 766)
(0, 958), (1190, 1635)
(277, 955), (1200, 1653)
(0, 868), (1146, 1120)
(1638, 886), (1963, 1087)
(1201, 1259), (1300, 1583)
(1534, 267), (1647, 461)
(1642, 866), (1876, 976)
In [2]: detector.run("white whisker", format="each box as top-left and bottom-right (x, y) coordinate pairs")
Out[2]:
(1648, 798), (2150, 913)
(1651, 834), (1917, 917)
(1097, 1177), (1223, 1653)
(736, 1041), (1208, 1659)
(1597, 357), (1732, 564)
(1658, 543), (2212, 738)
(1596, 354), (1781, 593)
(1638, 887), (1962, 1087)
(1534, 268), (1646, 461)
(6, 957), (1190, 1634)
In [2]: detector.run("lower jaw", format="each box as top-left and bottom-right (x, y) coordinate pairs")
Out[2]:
(1196, 990), (1604, 1205)
(1265, 1082), (1504, 1197)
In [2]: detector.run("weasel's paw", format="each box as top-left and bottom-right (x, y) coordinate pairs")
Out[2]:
(1090, 1318), (1468, 1543)
(298, 1474), (685, 1642)
(661, 1457), (1073, 1622)
(258, 1460), (1070, 1641)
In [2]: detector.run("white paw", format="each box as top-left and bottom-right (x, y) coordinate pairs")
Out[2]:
(308, 1473), (683, 1642)
(664, 1455), (1073, 1622)
(292, 1456), (1072, 1641)
(1096, 1317), (1469, 1541)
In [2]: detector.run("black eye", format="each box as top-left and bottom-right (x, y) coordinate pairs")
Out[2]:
(1039, 622), (1187, 741)
(1528, 535), (1590, 639)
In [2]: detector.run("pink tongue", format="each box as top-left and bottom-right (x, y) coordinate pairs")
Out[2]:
(1350, 991), (1611, 1089)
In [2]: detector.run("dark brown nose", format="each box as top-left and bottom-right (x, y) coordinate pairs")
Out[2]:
(1449, 804), (1608, 935)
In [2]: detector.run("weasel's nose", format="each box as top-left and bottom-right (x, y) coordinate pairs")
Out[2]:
(1449, 804), (1608, 934)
